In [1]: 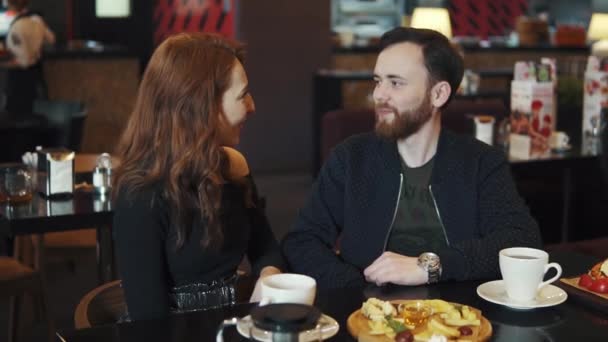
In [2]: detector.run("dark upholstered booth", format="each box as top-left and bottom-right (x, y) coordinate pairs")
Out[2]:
(320, 98), (509, 163)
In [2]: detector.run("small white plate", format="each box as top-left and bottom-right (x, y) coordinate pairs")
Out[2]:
(477, 280), (568, 310)
(236, 313), (339, 342)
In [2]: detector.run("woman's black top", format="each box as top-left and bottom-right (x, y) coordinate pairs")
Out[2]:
(113, 177), (284, 321)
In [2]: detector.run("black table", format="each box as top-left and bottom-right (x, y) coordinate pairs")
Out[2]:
(60, 251), (608, 342)
(0, 189), (114, 282)
(509, 140), (602, 243)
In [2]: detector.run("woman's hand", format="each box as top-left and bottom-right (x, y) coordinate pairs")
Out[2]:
(249, 266), (281, 303)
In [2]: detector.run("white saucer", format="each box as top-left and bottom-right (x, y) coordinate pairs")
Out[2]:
(551, 144), (572, 153)
(477, 280), (568, 310)
(236, 313), (339, 342)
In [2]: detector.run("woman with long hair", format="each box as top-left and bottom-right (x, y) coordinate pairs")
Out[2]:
(112, 32), (283, 321)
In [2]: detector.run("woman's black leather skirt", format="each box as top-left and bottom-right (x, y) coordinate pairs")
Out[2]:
(168, 273), (238, 313)
(119, 273), (238, 322)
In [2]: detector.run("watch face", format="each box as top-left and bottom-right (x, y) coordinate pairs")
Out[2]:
(419, 253), (440, 270)
(419, 253), (441, 283)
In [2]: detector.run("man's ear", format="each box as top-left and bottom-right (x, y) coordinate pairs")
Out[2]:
(430, 81), (451, 108)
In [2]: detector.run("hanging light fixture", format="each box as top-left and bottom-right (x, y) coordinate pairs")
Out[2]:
(410, 7), (453, 39)
(588, 12), (608, 56)
(96, 0), (131, 18)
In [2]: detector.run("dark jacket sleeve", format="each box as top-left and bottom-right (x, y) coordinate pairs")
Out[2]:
(113, 188), (170, 321)
(282, 146), (366, 289)
(246, 176), (286, 275)
(438, 148), (542, 281)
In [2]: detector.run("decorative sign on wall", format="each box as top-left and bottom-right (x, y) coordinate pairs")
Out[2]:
(449, 0), (528, 38)
(154, 0), (234, 45)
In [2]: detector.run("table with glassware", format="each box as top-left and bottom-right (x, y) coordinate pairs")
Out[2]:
(59, 251), (608, 342)
(1, 152), (117, 282)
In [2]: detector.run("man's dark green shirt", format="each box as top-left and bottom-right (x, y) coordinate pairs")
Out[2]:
(387, 157), (448, 256)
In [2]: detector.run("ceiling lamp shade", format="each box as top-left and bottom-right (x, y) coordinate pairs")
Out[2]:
(588, 13), (608, 56)
(410, 7), (452, 39)
(588, 13), (608, 41)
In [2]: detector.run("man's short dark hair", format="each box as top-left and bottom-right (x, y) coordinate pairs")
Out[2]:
(380, 27), (464, 107)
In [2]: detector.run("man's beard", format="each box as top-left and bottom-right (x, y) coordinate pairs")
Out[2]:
(375, 94), (434, 141)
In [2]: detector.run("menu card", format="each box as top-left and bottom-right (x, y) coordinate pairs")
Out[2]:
(582, 56), (608, 137)
(509, 59), (557, 159)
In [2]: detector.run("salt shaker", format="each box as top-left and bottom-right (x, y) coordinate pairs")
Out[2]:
(92, 153), (112, 194)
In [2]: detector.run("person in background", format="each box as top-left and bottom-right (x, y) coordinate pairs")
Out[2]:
(3, 0), (55, 114)
(112, 32), (283, 321)
(283, 27), (541, 289)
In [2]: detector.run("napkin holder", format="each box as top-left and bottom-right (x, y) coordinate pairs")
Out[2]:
(37, 148), (75, 198)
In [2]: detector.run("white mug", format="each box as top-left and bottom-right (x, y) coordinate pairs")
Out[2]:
(549, 131), (570, 149)
(474, 115), (495, 145)
(499, 247), (562, 302)
(338, 31), (355, 47)
(259, 273), (316, 306)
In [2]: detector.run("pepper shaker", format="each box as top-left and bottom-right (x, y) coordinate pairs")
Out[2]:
(92, 153), (112, 194)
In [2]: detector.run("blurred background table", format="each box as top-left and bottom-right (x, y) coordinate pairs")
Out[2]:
(0, 189), (114, 283)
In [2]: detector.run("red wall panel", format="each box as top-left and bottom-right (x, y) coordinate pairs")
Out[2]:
(449, 0), (528, 38)
(154, 0), (235, 45)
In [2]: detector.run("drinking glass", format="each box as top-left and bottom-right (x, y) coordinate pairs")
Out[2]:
(0, 163), (33, 204)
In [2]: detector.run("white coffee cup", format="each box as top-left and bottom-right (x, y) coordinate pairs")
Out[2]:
(259, 273), (316, 306)
(499, 247), (562, 302)
(338, 31), (355, 47)
(549, 131), (570, 150)
(474, 115), (495, 145)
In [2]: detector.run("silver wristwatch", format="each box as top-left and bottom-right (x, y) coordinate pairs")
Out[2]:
(418, 252), (442, 284)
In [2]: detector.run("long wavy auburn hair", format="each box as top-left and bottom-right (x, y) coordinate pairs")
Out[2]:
(113, 32), (246, 250)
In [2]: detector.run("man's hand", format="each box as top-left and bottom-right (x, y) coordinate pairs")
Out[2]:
(363, 251), (428, 286)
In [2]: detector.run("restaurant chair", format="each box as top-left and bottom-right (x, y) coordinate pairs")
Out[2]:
(0, 113), (48, 163)
(74, 280), (125, 329)
(319, 99), (509, 165)
(320, 108), (375, 163)
(0, 254), (54, 342)
(33, 100), (87, 152)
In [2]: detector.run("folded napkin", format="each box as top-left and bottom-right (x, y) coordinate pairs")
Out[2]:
(21, 151), (38, 169)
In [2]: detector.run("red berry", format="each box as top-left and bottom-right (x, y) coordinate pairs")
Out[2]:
(459, 326), (473, 336)
(395, 330), (413, 342)
(579, 274), (594, 288)
(589, 278), (608, 293)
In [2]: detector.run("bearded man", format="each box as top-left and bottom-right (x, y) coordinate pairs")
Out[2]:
(282, 27), (541, 288)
